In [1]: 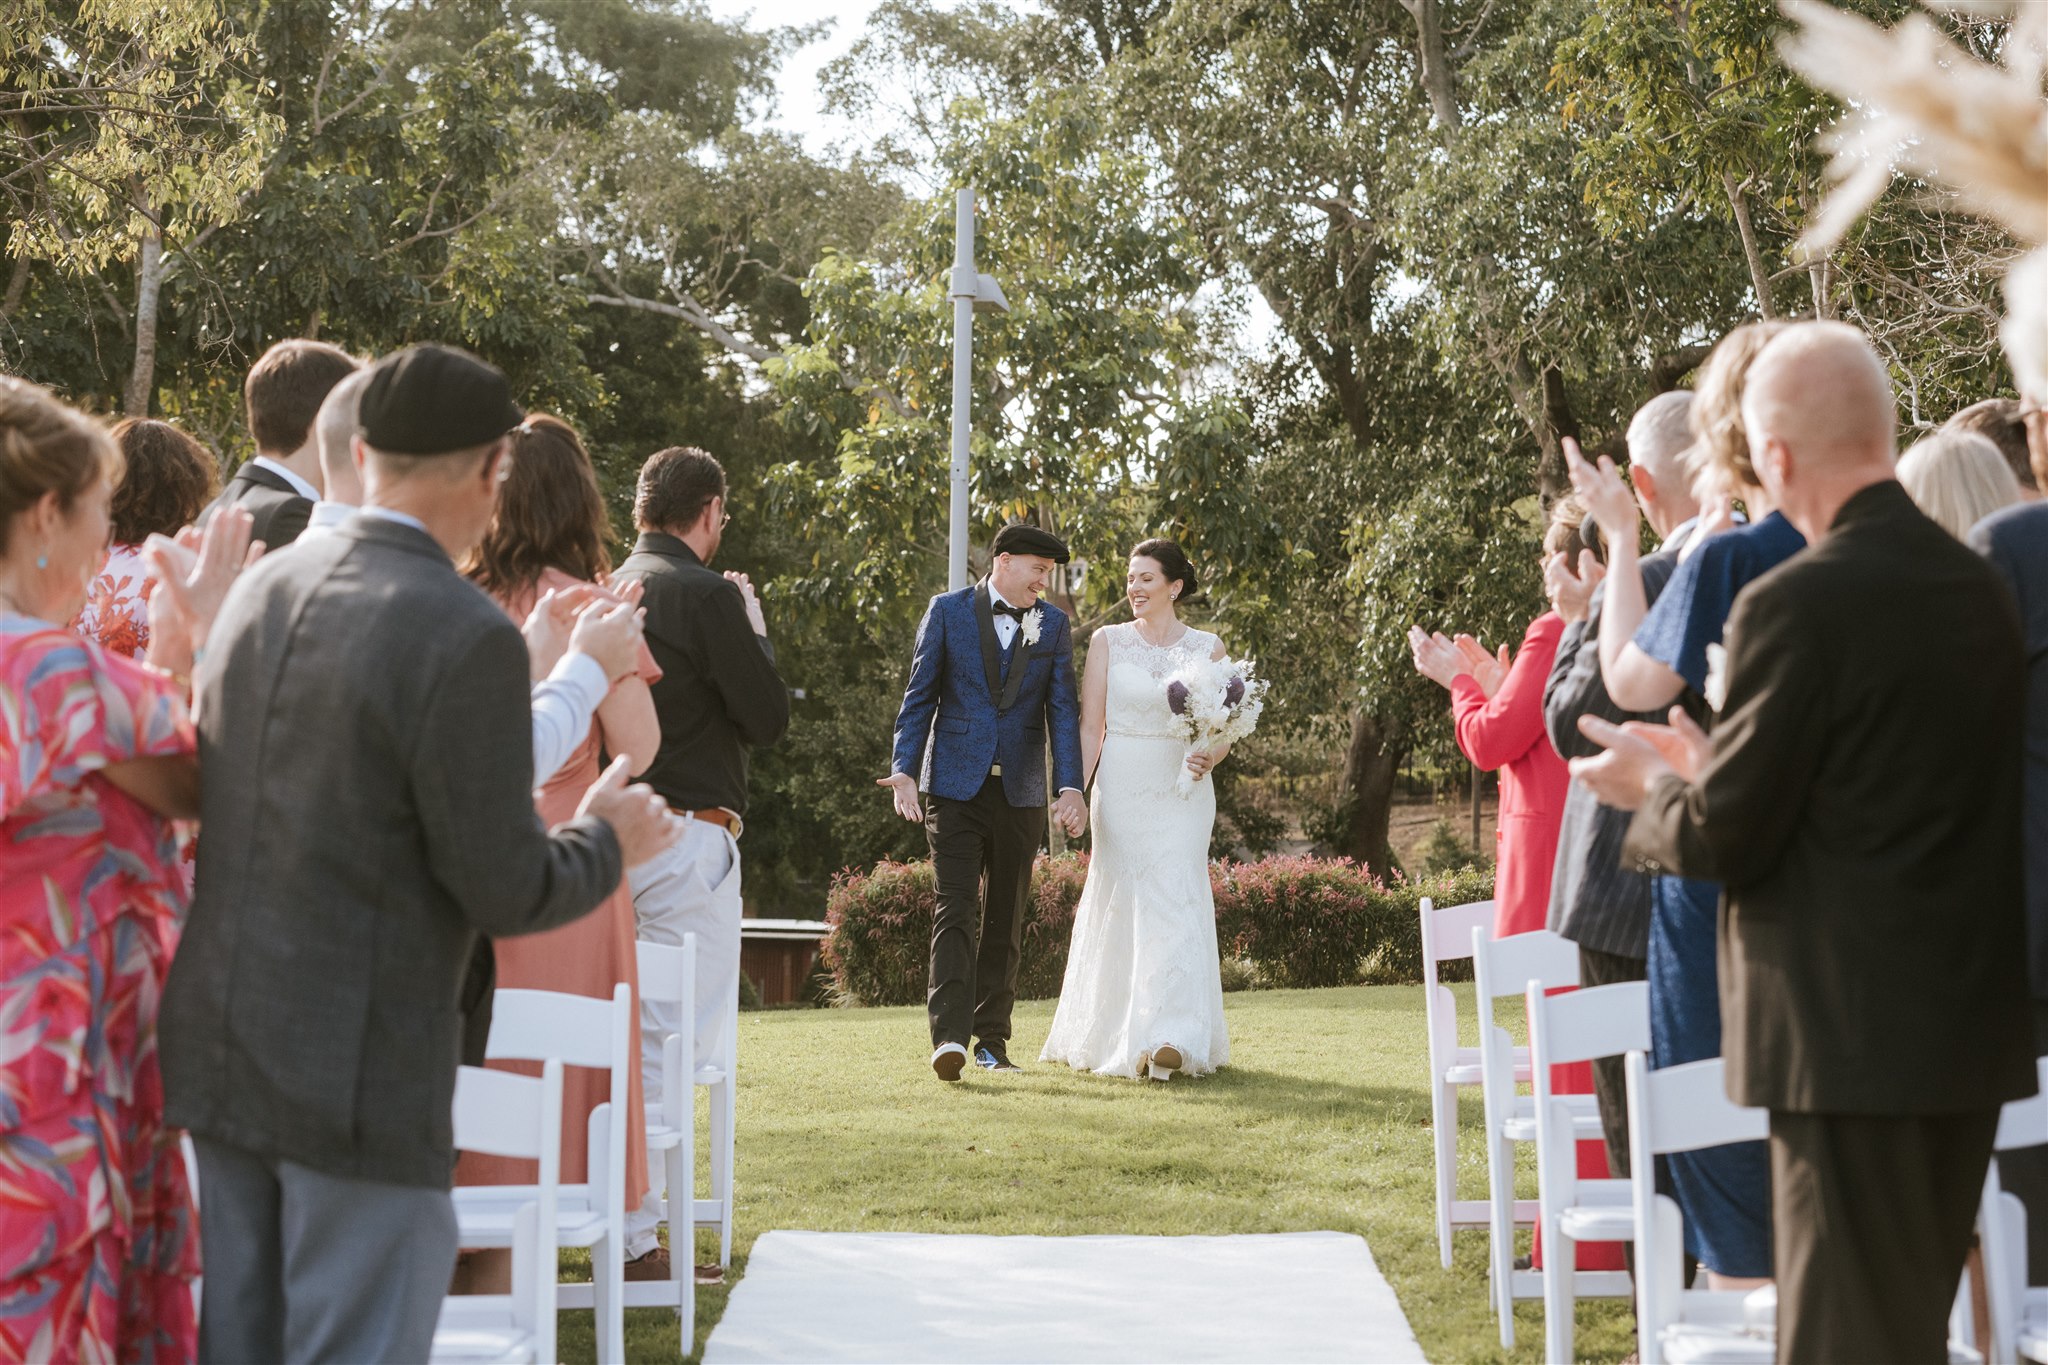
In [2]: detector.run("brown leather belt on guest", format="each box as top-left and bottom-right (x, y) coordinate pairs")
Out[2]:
(677, 807), (743, 840)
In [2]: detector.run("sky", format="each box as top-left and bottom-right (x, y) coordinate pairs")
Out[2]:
(704, 0), (890, 159)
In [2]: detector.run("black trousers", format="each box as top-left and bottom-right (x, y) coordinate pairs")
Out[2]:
(1579, 945), (1648, 1181)
(926, 775), (1044, 1050)
(1770, 1107), (1998, 1364)
(1992, 1000), (2048, 1283)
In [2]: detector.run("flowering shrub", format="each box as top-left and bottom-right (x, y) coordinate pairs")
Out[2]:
(823, 853), (1496, 1006)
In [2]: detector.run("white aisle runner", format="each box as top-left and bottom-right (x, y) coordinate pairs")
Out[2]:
(703, 1230), (1427, 1363)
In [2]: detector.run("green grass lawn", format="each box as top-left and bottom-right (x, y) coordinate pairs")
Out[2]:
(557, 983), (1635, 1363)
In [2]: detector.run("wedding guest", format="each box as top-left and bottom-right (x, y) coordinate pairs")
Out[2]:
(75, 417), (217, 657)
(1572, 323), (1794, 1295)
(1898, 429), (2021, 540)
(1948, 396), (2038, 496)
(457, 414), (660, 1275)
(302, 365), (375, 538)
(1411, 499), (1624, 1275)
(0, 377), (255, 1362)
(1576, 321), (2035, 1364)
(202, 338), (357, 549)
(1971, 391), (2048, 1283)
(1544, 392), (1702, 1184)
(160, 344), (681, 1363)
(614, 446), (790, 1274)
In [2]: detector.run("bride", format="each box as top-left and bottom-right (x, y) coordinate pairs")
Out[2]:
(1041, 538), (1232, 1081)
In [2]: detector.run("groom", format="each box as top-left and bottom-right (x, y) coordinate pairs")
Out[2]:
(882, 524), (1087, 1080)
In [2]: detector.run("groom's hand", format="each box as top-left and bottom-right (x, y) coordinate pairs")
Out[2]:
(1053, 789), (1087, 838)
(878, 772), (923, 823)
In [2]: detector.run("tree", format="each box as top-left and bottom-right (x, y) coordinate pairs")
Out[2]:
(1, 0), (275, 411)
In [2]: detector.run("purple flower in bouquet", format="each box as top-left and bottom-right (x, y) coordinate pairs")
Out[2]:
(1224, 676), (1245, 708)
(1167, 680), (1191, 716)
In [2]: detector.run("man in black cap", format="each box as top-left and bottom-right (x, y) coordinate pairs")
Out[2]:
(162, 343), (682, 1363)
(884, 522), (1087, 1079)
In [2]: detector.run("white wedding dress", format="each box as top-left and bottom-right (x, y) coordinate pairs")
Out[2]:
(1040, 623), (1231, 1078)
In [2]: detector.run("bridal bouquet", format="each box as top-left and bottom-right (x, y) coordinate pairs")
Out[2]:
(1164, 657), (1270, 798)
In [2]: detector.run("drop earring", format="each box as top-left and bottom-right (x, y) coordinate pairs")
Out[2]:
(35, 554), (48, 570)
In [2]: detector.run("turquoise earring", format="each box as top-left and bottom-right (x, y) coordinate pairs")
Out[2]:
(35, 555), (48, 570)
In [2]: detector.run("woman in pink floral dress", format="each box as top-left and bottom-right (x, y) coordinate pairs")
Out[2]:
(0, 379), (247, 1363)
(73, 418), (218, 659)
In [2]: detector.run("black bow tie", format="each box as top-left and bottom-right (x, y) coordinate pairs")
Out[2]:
(993, 600), (1031, 621)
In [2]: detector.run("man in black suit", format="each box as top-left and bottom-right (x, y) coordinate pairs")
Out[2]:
(163, 344), (681, 1363)
(1574, 322), (2036, 1363)
(203, 338), (357, 549)
(1544, 391), (1701, 1183)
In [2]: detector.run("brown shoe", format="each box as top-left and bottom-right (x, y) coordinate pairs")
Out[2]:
(625, 1247), (673, 1281)
(695, 1262), (725, 1286)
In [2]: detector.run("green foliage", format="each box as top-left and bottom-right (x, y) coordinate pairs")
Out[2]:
(1416, 817), (1483, 876)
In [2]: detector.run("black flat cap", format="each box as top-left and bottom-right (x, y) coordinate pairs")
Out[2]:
(991, 523), (1070, 563)
(358, 344), (523, 456)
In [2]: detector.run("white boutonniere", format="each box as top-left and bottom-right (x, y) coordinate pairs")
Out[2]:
(1704, 643), (1729, 713)
(1021, 608), (1044, 647)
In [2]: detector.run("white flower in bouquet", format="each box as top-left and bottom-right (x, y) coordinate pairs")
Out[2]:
(1163, 656), (1270, 798)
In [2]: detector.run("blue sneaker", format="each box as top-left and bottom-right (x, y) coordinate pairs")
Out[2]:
(975, 1045), (1021, 1072)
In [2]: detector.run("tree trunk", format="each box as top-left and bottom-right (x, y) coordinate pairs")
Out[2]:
(1721, 171), (1775, 319)
(125, 220), (164, 417)
(0, 253), (28, 322)
(1399, 0), (1460, 129)
(1337, 711), (1403, 882)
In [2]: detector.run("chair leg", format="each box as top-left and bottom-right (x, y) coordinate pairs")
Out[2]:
(592, 1231), (621, 1365)
(1541, 1219), (1575, 1365)
(1486, 1130), (1516, 1349)
(712, 1073), (736, 1267)
(668, 1142), (692, 1356)
(1432, 1079), (1458, 1270)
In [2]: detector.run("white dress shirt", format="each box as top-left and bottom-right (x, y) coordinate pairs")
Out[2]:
(250, 455), (321, 503)
(299, 500), (356, 540)
(356, 505), (604, 785)
(984, 582), (1079, 798)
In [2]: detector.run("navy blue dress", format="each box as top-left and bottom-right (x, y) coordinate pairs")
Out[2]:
(1632, 512), (1806, 1278)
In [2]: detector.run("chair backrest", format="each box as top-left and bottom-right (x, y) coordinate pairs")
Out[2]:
(487, 985), (630, 1071)
(1976, 1058), (2048, 1365)
(1420, 899), (1495, 1078)
(1528, 980), (1650, 1082)
(1993, 1063), (2048, 1154)
(635, 937), (697, 1009)
(1472, 927), (1581, 1135)
(452, 1061), (562, 1364)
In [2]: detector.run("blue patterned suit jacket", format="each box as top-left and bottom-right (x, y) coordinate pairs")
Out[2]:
(890, 584), (1084, 806)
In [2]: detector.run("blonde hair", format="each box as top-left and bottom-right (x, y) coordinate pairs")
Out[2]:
(1897, 430), (2023, 540)
(1543, 493), (1603, 565)
(0, 376), (123, 555)
(1688, 320), (1792, 494)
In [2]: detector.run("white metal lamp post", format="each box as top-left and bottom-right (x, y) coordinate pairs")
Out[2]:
(947, 184), (1010, 591)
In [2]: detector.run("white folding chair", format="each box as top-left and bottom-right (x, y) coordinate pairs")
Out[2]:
(1974, 1058), (2048, 1365)
(1420, 896), (1522, 1268)
(630, 937), (698, 1354)
(1625, 1052), (1776, 1365)
(435, 1062), (564, 1365)
(697, 1000), (739, 1270)
(1528, 979), (1651, 1364)
(1472, 925), (1619, 1347)
(456, 984), (632, 1365)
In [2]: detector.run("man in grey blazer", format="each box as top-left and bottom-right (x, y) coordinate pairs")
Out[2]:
(162, 344), (681, 1364)
(1543, 392), (1700, 1179)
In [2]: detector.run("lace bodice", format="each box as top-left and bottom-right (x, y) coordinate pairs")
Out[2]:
(1099, 622), (1221, 739)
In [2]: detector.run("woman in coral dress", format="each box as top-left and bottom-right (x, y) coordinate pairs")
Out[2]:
(456, 415), (665, 1271)
(73, 419), (218, 660)
(1410, 497), (1622, 1273)
(0, 379), (238, 1362)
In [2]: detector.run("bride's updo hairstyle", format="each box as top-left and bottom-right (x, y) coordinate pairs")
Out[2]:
(1132, 537), (1200, 605)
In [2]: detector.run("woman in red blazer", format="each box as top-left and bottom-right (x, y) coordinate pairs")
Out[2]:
(1410, 501), (1619, 1271)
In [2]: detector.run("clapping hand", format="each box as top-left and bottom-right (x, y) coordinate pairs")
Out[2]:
(1569, 707), (1710, 810)
(1453, 634), (1510, 697)
(724, 571), (767, 636)
(142, 506), (261, 673)
(1544, 549), (1606, 624)
(1564, 437), (1640, 547)
(522, 585), (596, 681)
(568, 595), (647, 682)
(1407, 625), (1466, 690)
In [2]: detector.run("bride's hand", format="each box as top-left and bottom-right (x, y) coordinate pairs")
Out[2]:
(1185, 750), (1218, 780)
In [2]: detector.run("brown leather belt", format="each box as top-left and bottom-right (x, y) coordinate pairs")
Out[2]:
(677, 807), (743, 840)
